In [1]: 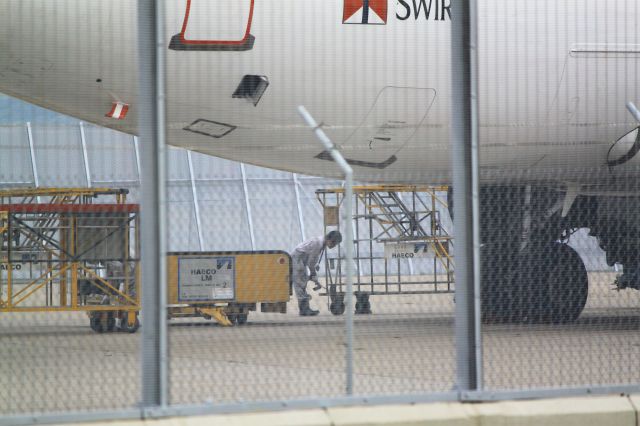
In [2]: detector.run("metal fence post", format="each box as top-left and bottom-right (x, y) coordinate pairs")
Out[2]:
(450, 0), (482, 393)
(137, 0), (168, 408)
(298, 106), (355, 396)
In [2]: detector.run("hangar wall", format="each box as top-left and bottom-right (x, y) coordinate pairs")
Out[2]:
(0, 121), (612, 272)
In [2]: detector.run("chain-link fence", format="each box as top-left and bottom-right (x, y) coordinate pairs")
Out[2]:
(1, 0), (640, 424)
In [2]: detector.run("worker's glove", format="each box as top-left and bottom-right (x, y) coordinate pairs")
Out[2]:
(310, 275), (322, 291)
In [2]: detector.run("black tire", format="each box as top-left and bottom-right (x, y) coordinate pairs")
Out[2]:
(481, 246), (526, 323)
(228, 314), (249, 325)
(90, 315), (105, 333)
(479, 187), (529, 323)
(236, 313), (248, 325)
(482, 242), (588, 324)
(106, 314), (116, 332)
(355, 297), (372, 315)
(525, 243), (588, 324)
(330, 301), (345, 315)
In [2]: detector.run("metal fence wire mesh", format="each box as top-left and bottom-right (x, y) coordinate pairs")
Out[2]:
(476, 0), (640, 391)
(0, 0), (639, 422)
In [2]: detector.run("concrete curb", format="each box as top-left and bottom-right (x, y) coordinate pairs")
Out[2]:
(327, 402), (474, 426)
(472, 395), (636, 426)
(68, 394), (640, 426)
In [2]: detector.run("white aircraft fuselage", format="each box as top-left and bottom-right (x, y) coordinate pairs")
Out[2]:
(0, 0), (639, 187)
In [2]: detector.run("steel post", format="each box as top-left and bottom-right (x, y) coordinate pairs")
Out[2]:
(298, 106), (355, 395)
(137, 0), (168, 408)
(450, 0), (481, 392)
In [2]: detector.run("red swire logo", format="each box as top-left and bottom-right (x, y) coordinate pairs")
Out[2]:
(343, 0), (388, 25)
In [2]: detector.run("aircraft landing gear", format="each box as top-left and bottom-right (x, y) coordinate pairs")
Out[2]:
(454, 185), (590, 324)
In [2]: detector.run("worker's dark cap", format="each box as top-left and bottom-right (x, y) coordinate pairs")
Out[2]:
(326, 230), (342, 244)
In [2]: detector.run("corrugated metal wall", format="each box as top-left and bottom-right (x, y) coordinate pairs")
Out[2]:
(0, 122), (612, 272)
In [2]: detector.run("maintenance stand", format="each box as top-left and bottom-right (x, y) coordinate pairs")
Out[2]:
(0, 188), (140, 332)
(316, 185), (454, 315)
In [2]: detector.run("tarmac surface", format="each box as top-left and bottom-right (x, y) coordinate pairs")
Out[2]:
(1, 272), (639, 416)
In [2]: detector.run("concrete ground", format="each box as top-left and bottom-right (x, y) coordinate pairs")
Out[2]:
(0, 272), (639, 416)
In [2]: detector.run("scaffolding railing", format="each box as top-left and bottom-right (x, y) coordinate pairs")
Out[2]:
(0, 188), (140, 332)
(316, 185), (454, 315)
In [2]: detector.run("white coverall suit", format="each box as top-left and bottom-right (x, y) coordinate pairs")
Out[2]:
(291, 236), (325, 302)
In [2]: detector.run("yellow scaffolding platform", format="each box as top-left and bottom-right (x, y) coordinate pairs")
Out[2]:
(0, 188), (141, 332)
(316, 185), (454, 315)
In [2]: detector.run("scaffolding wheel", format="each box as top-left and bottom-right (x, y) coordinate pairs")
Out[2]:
(355, 294), (372, 315)
(106, 313), (116, 332)
(229, 313), (249, 325)
(329, 295), (345, 316)
(355, 300), (371, 314)
(236, 313), (249, 325)
(237, 313), (248, 325)
(89, 314), (106, 333)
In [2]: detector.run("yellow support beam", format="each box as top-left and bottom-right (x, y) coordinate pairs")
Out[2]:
(0, 187), (128, 200)
(317, 184), (449, 194)
(197, 307), (233, 326)
(2, 306), (139, 313)
(0, 210), (7, 234)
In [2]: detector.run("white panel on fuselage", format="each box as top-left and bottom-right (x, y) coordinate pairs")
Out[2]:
(341, 86), (436, 163)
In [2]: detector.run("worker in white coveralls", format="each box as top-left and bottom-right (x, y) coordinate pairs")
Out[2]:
(291, 230), (342, 316)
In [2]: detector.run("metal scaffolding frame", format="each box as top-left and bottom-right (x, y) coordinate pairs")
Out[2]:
(316, 185), (455, 315)
(0, 188), (140, 332)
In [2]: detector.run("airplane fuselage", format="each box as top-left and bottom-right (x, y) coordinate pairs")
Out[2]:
(0, 0), (639, 187)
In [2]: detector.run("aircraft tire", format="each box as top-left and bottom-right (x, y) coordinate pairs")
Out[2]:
(523, 242), (588, 324)
(480, 243), (527, 323)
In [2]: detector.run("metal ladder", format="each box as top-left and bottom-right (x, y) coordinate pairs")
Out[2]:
(364, 191), (429, 240)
